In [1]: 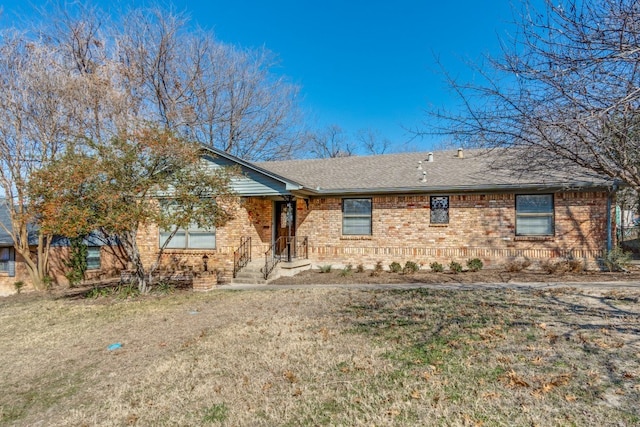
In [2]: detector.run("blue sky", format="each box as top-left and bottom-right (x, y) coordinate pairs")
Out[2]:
(0, 0), (527, 152)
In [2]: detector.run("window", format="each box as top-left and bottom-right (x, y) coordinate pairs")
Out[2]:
(0, 247), (14, 276)
(160, 224), (216, 249)
(86, 247), (101, 270)
(430, 196), (449, 224)
(516, 194), (554, 236)
(342, 198), (372, 235)
(0, 247), (10, 271)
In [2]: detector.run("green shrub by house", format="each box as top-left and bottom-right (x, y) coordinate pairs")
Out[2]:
(466, 258), (483, 272)
(430, 262), (444, 272)
(403, 261), (420, 274)
(389, 262), (402, 273)
(449, 261), (463, 274)
(319, 265), (332, 273)
(370, 261), (384, 277)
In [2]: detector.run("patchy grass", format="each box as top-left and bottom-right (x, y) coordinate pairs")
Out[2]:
(271, 265), (640, 285)
(0, 286), (639, 426)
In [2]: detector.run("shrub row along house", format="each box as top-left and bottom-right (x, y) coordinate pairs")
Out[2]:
(0, 148), (618, 293)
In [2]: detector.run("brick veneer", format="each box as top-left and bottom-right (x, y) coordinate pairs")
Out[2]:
(2, 190), (609, 294)
(295, 191), (610, 269)
(136, 197), (274, 284)
(133, 191), (612, 281)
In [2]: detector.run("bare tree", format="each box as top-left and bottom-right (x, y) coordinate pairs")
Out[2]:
(0, 31), (78, 288)
(430, 0), (640, 190)
(356, 128), (391, 155)
(306, 125), (356, 158)
(117, 8), (304, 161)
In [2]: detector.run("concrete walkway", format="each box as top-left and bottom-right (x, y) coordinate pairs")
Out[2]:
(220, 280), (640, 292)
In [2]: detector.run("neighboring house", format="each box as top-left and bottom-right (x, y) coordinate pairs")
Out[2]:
(0, 147), (620, 293)
(135, 147), (617, 283)
(0, 200), (124, 295)
(0, 204), (19, 287)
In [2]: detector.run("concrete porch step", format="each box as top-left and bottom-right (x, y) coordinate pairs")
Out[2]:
(232, 259), (268, 284)
(231, 258), (312, 284)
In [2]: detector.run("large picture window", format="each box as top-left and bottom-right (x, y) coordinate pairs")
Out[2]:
(160, 225), (216, 249)
(516, 194), (554, 236)
(342, 198), (372, 235)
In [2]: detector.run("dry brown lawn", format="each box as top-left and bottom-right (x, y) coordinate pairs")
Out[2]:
(271, 265), (640, 285)
(1, 281), (639, 426)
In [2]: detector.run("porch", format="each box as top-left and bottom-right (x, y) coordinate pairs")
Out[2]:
(232, 235), (310, 284)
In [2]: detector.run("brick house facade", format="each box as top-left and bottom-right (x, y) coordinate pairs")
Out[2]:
(0, 148), (618, 293)
(133, 148), (616, 283)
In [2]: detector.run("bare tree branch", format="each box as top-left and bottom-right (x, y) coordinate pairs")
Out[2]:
(429, 0), (640, 190)
(305, 125), (356, 158)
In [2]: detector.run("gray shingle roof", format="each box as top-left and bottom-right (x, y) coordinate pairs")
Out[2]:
(257, 149), (612, 194)
(0, 200), (14, 246)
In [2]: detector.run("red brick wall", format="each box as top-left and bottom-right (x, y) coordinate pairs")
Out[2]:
(0, 250), (30, 295)
(133, 191), (611, 281)
(136, 197), (273, 283)
(296, 191), (609, 269)
(48, 246), (126, 286)
(0, 245), (126, 294)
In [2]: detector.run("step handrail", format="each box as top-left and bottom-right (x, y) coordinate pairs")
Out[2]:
(233, 236), (251, 278)
(262, 236), (308, 280)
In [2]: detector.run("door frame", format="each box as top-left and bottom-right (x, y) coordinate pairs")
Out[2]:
(273, 198), (296, 258)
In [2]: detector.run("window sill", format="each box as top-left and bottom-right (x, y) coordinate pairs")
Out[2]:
(163, 248), (217, 252)
(340, 236), (372, 240)
(429, 224), (449, 228)
(514, 236), (555, 241)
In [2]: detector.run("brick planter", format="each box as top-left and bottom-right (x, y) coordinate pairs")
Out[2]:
(192, 274), (217, 292)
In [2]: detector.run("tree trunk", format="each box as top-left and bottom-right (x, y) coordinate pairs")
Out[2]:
(14, 232), (51, 291)
(120, 228), (149, 293)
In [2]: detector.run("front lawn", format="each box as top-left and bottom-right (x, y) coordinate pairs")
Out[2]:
(0, 286), (638, 425)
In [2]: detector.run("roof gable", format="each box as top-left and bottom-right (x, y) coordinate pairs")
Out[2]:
(200, 146), (303, 196)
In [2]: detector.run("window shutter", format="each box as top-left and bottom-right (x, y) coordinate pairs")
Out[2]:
(8, 248), (15, 277)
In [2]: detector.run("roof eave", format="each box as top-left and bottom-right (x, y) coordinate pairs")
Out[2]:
(291, 180), (615, 197)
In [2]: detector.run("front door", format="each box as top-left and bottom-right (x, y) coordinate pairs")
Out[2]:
(275, 200), (296, 258)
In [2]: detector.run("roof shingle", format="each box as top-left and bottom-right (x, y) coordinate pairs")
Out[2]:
(257, 149), (611, 194)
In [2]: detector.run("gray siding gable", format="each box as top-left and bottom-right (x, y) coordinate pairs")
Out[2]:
(200, 150), (302, 196)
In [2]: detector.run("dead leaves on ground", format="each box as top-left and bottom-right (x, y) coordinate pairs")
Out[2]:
(503, 369), (573, 398)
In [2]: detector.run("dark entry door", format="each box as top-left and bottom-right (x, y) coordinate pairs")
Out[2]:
(275, 200), (296, 257)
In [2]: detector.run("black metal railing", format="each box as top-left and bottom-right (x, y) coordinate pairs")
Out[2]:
(232, 236), (251, 278)
(262, 236), (308, 280)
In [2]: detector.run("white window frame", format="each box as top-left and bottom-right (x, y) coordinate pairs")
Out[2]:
(515, 194), (555, 236)
(160, 224), (216, 249)
(86, 246), (101, 270)
(342, 198), (372, 236)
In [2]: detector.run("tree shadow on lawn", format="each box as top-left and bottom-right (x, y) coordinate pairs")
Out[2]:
(340, 286), (640, 412)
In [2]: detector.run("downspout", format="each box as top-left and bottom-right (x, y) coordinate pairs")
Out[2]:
(606, 180), (620, 251)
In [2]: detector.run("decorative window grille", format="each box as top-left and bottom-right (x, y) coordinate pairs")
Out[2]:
(430, 196), (449, 224)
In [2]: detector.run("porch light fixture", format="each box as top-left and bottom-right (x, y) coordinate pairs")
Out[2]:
(202, 254), (209, 272)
